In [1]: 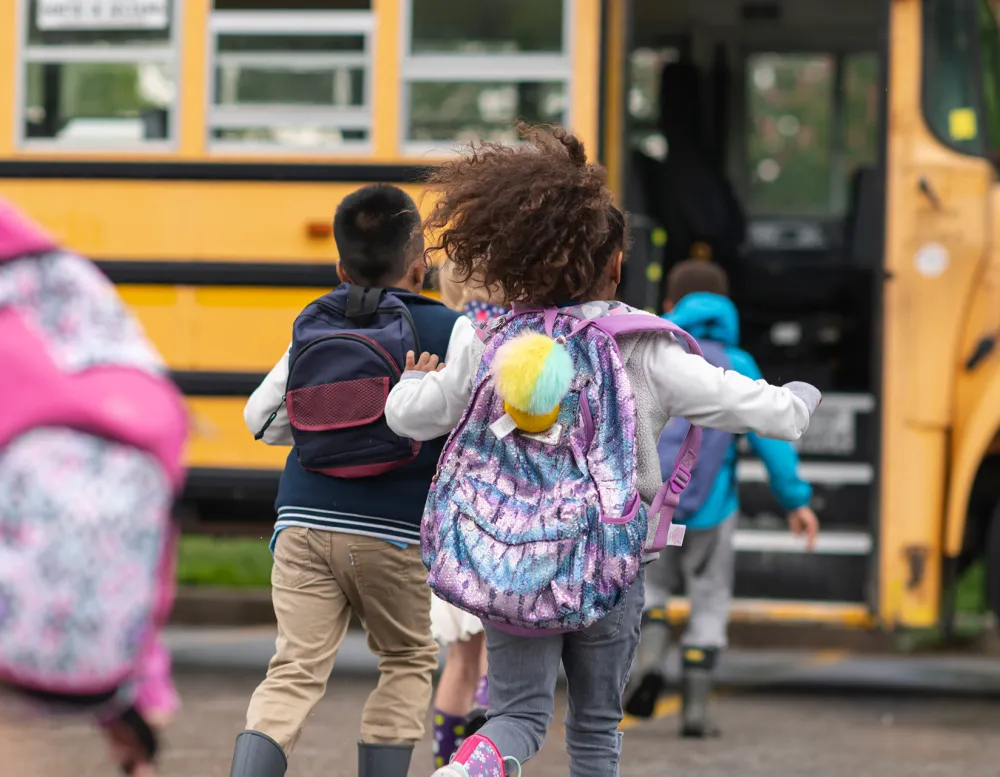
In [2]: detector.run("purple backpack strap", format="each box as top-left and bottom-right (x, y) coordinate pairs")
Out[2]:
(586, 312), (704, 552)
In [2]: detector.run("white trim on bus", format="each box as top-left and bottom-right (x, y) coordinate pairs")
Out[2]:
(209, 11), (373, 35)
(734, 530), (873, 555)
(737, 460), (874, 485)
(401, 56), (573, 82)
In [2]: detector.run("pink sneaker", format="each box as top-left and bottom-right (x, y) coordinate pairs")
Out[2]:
(430, 734), (520, 777)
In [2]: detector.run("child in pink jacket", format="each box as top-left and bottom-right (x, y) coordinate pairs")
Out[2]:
(0, 198), (186, 777)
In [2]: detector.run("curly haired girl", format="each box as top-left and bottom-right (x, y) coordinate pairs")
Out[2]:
(385, 124), (821, 777)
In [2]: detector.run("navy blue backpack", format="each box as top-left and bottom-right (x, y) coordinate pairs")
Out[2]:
(258, 284), (421, 478)
(657, 339), (735, 518)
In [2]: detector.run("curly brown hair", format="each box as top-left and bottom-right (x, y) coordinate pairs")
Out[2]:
(423, 123), (625, 305)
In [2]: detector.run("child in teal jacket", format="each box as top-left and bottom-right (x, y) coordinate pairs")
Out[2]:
(624, 260), (819, 736)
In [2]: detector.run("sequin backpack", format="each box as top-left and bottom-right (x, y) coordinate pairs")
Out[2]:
(0, 200), (187, 746)
(422, 301), (703, 634)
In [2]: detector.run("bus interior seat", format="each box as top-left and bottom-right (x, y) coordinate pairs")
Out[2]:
(655, 58), (746, 275)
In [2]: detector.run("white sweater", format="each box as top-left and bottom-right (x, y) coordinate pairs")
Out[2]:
(385, 315), (821, 549)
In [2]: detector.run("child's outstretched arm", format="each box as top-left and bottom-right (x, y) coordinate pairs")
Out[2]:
(728, 348), (819, 549)
(244, 344), (293, 445)
(644, 334), (821, 440)
(385, 316), (478, 440)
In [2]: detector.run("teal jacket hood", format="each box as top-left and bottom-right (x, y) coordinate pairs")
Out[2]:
(664, 292), (739, 347)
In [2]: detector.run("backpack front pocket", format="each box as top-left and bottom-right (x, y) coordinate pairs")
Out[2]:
(286, 377), (389, 431)
(427, 477), (590, 628)
(287, 332), (418, 476)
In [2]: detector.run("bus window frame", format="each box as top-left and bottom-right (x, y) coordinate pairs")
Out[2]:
(15, 0), (182, 152)
(205, 9), (375, 155)
(398, 0), (576, 156)
(920, 0), (997, 162)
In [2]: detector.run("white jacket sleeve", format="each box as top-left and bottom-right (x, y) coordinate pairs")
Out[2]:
(385, 316), (478, 441)
(642, 335), (820, 441)
(244, 344), (293, 446)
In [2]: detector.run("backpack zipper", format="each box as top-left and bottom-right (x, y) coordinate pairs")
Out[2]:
(314, 297), (422, 354)
(291, 332), (401, 379)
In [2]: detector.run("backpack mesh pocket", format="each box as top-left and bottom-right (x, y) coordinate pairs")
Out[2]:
(286, 377), (389, 431)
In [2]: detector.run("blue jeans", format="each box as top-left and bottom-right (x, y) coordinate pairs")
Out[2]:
(479, 571), (645, 777)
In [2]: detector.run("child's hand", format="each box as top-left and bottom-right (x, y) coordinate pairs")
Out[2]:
(405, 351), (446, 373)
(787, 506), (819, 551)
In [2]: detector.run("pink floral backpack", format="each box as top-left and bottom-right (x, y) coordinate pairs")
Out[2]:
(0, 199), (187, 758)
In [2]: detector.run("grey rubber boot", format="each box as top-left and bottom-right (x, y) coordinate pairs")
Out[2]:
(229, 730), (287, 777)
(623, 610), (671, 718)
(680, 647), (721, 738)
(358, 741), (414, 777)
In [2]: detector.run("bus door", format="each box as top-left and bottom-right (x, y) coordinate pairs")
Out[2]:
(610, 0), (887, 625)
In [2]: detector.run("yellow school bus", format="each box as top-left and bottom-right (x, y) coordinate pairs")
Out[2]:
(2, 0), (1000, 636)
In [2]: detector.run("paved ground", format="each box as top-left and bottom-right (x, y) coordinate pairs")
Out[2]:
(6, 629), (1000, 777)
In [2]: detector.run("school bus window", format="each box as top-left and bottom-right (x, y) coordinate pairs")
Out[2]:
(409, 0), (563, 54)
(401, 0), (571, 150)
(207, 6), (372, 150)
(976, 0), (1000, 155)
(20, 0), (178, 147)
(841, 53), (880, 182)
(407, 82), (567, 145)
(744, 51), (879, 216)
(746, 54), (834, 215)
(922, 0), (996, 156)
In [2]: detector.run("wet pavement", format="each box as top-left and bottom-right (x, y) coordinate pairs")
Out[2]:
(6, 629), (1000, 777)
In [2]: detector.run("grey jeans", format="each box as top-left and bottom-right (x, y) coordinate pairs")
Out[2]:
(479, 571), (645, 777)
(644, 514), (736, 648)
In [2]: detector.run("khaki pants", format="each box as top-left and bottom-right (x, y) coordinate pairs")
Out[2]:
(245, 527), (438, 753)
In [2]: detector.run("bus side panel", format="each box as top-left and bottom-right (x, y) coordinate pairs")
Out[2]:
(119, 285), (328, 373)
(0, 180), (429, 261)
(945, 187), (1000, 559)
(186, 397), (290, 472)
(881, 0), (993, 629)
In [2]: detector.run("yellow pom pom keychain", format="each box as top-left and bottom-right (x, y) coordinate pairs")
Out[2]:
(492, 332), (575, 433)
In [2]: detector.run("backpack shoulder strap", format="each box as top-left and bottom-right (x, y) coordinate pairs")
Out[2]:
(586, 308), (703, 551)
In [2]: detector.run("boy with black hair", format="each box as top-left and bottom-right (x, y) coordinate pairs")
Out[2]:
(230, 184), (462, 777)
(623, 259), (820, 737)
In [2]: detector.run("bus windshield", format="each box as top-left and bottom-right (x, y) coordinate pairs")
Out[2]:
(976, 0), (1000, 157)
(923, 0), (1000, 160)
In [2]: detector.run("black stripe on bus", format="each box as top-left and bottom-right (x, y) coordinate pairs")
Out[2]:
(0, 160), (430, 183)
(181, 468), (282, 509)
(172, 371), (266, 396)
(96, 259), (341, 287)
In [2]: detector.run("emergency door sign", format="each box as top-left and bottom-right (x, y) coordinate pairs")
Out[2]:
(37, 0), (169, 30)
